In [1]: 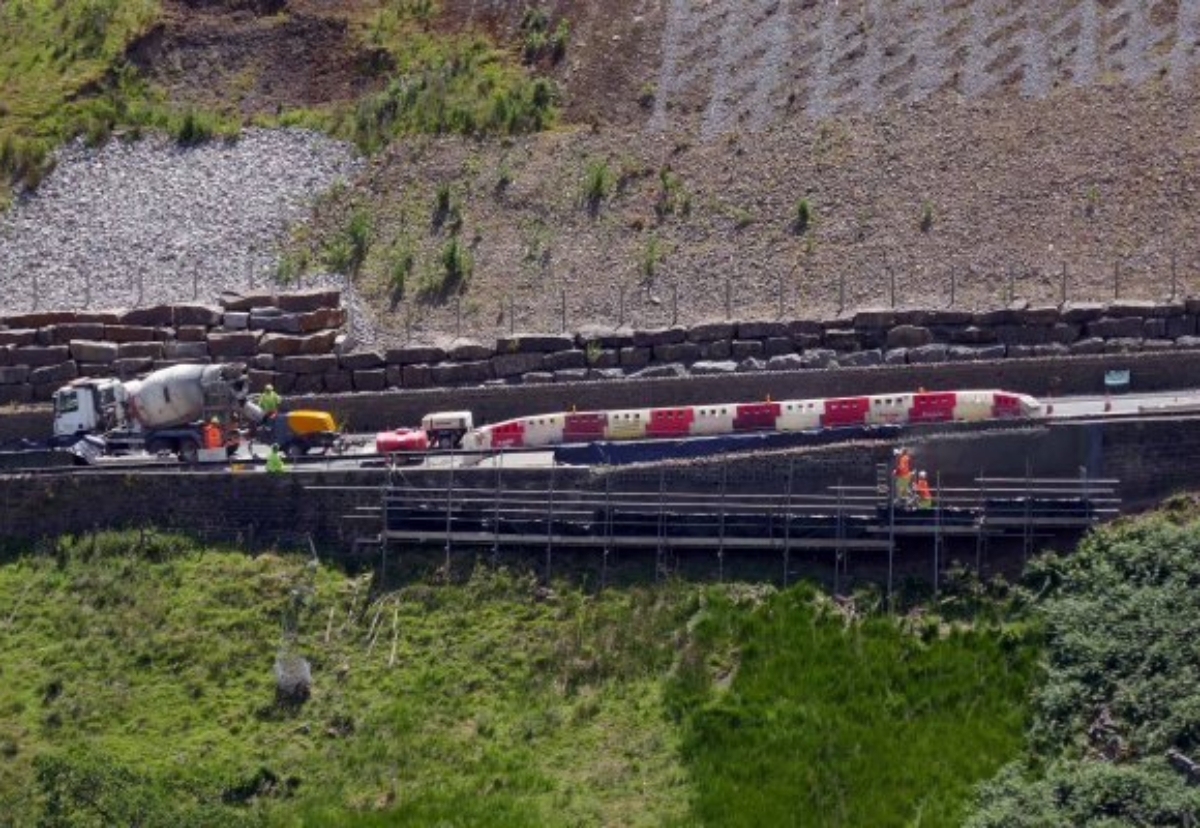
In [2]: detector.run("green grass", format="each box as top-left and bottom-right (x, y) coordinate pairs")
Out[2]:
(0, 531), (1042, 826)
(665, 585), (1041, 827)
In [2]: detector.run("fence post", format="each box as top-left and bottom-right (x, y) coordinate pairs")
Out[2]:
(560, 287), (567, 333)
(1061, 263), (1067, 304)
(777, 272), (785, 319)
(1171, 250), (1178, 301)
(1006, 266), (1014, 304)
(888, 265), (896, 309)
(1114, 260), (1120, 300)
(455, 296), (462, 339)
(193, 265), (200, 302)
(838, 271), (845, 315)
(672, 281), (678, 327)
(405, 305), (413, 343)
(618, 285), (625, 327)
(509, 295), (516, 335)
(32, 271), (38, 311)
(725, 277), (732, 320)
(84, 274), (91, 309)
(137, 271), (144, 305)
(949, 266), (956, 308)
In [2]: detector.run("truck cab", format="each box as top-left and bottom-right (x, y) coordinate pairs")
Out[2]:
(52, 379), (128, 441)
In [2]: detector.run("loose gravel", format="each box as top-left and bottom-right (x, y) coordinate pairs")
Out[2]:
(0, 128), (363, 317)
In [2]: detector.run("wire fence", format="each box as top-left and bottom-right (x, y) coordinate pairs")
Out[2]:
(20, 251), (1200, 343)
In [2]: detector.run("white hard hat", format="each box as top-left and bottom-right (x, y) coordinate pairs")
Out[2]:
(918, 471), (927, 478)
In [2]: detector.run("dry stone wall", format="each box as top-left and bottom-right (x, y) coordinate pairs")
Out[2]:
(6, 294), (1200, 407)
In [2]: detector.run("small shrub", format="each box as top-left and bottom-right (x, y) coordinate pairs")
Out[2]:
(641, 234), (663, 278)
(793, 198), (811, 234)
(919, 199), (934, 232)
(174, 108), (213, 146)
(387, 240), (415, 298)
(581, 159), (612, 212)
(638, 82), (656, 109)
(585, 340), (602, 365)
(322, 209), (373, 275)
(655, 167), (689, 218)
(420, 238), (473, 298)
(732, 206), (754, 230)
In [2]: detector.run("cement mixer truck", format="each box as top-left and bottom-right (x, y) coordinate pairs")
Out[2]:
(51, 363), (339, 463)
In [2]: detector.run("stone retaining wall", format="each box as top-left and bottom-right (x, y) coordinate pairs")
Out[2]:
(6, 296), (1200, 409)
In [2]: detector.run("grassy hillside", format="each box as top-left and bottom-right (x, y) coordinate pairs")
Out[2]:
(0, 531), (1037, 826)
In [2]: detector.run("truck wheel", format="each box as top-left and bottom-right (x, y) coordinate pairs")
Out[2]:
(146, 439), (170, 456)
(178, 439), (199, 464)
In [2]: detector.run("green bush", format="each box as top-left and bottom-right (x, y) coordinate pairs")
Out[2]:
(321, 209), (373, 275)
(794, 197), (811, 234)
(581, 158), (612, 212)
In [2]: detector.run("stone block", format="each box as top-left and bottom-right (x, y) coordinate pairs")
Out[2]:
(297, 308), (346, 333)
(1047, 323), (1081, 344)
(1168, 316), (1198, 339)
(553, 368), (589, 383)
(447, 339), (493, 362)
(0, 366), (29, 384)
(432, 360), (493, 385)
(0, 346), (11, 366)
(495, 333), (574, 353)
(632, 327), (686, 347)
(222, 312), (250, 330)
(104, 324), (159, 343)
(893, 310), (931, 327)
(995, 325), (1050, 346)
(886, 325), (932, 348)
(273, 373), (296, 395)
(619, 347), (652, 368)
(153, 359), (209, 370)
(840, 349), (883, 367)
(402, 364), (433, 389)
(1106, 299), (1163, 318)
(218, 290), (276, 312)
(120, 304), (173, 327)
(947, 326), (996, 344)
(1069, 338), (1106, 355)
(1006, 345), (1036, 359)
(631, 363), (688, 379)
(588, 368), (626, 381)
(1059, 301), (1106, 323)
(258, 334), (304, 357)
(247, 370), (278, 393)
(69, 340), (118, 363)
(925, 310), (974, 325)
(250, 313), (302, 333)
(823, 329), (860, 351)
(1087, 317), (1144, 339)
(296, 330), (338, 355)
(731, 340), (764, 360)
(654, 342), (701, 363)
(177, 325), (209, 342)
(1143, 318), (1168, 339)
(701, 340), (732, 360)
(165, 342), (209, 360)
(339, 350), (386, 371)
(385, 365), (403, 388)
(543, 350), (588, 371)
(251, 354), (274, 371)
(292, 373), (324, 395)
(207, 332), (260, 358)
(0, 329), (37, 347)
(74, 310), (123, 324)
(884, 349), (908, 365)
(29, 361), (78, 386)
(588, 349), (620, 369)
(14, 346), (69, 367)
(1033, 343), (1070, 357)
(791, 332), (822, 349)
(277, 289), (341, 313)
(323, 370), (354, 394)
(766, 353), (805, 371)
(114, 357), (154, 377)
(76, 363), (113, 377)
(2, 311), (76, 328)
(800, 349), (837, 369)
(1017, 306), (1061, 325)
(1104, 338), (1143, 353)
(1175, 336), (1200, 350)
(763, 337), (794, 357)
(172, 304), (222, 326)
(852, 308), (896, 329)
(277, 355), (338, 375)
(492, 352), (544, 378)
(687, 321), (736, 342)
(117, 342), (165, 360)
(385, 345), (447, 365)
(522, 372), (556, 384)
(787, 319), (824, 337)
(907, 344), (949, 364)
(0, 384), (33, 405)
(972, 308), (1016, 326)
(46, 323), (106, 344)
(691, 360), (738, 375)
(737, 357), (766, 372)
(576, 325), (635, 349)
(737, 320), (788, 339)
(1143, 339), (1175, 350)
